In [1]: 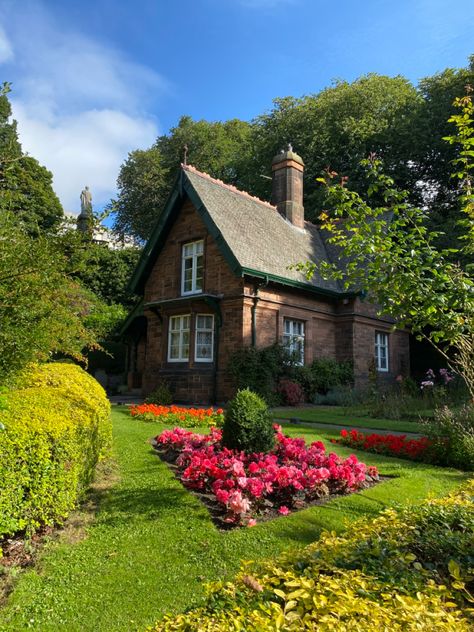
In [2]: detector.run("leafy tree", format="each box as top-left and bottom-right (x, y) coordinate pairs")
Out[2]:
(0, 83), (63, 235)
(111, 147), (171, 242)
(59, 223), (141, 308)
(411, 57), (474, 254)
(299, 94), (474, 398)
(112, 116), (253, 241)
(251, 74), (421, 221)
(0, 213), (120, 385)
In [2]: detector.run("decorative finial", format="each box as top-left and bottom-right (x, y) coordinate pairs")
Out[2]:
(287, 143), (293, 152)
(183, 144), (189, 165)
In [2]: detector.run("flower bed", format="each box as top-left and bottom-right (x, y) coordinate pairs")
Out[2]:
(332, 428), (431, 461)
(154, 425), (379, 527)
(129, 404), (224, 427)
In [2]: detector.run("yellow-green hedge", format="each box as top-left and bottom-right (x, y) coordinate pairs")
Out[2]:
(0, 363), (111, 542)
(151, 481), (474, 631)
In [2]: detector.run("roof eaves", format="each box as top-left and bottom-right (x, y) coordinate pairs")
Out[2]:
(241, 266), (356, 299)
(128, 173), (183, 294)
(118, 299), (144, 337)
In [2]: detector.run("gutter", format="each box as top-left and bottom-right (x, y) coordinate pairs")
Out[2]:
(241, 267), (356, 300)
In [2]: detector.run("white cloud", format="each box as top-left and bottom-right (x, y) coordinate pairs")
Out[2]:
(0, 25), (13, 63)
(0, 4), (165, 213)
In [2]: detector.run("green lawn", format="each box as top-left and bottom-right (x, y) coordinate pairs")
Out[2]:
(0, 407), (468, 632)
(272, 405), (425, 433)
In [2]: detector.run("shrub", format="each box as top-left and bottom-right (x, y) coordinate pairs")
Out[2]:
(0, 362), (111, 544)
(222, 389), (275, 453)
(313, 384), (362, 406)
(309, 357), (353, 394)
(276, 379), (305, 406)
(227, 344), (291, 405)
(145, 382), (173, 406)
(423, 404), (474, 470)
(150, 480), (474, 631)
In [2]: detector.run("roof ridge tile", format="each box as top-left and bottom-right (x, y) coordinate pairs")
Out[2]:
(182, 163), (276, 211)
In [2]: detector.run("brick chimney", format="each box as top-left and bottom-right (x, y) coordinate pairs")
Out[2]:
(271, 144), (305, 228)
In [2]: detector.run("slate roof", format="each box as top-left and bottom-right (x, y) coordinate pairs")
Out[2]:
(182, 165), (344, 294)
(130, 164), (352, 297)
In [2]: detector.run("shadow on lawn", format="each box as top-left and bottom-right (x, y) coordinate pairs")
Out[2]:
(86, 451), (211, 529)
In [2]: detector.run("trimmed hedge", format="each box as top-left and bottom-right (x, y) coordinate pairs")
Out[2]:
(0, 363), (111, 543)
(151, 480), (474, 631)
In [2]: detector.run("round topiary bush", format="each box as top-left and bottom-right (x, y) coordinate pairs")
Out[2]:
(222, 388), (275, 453)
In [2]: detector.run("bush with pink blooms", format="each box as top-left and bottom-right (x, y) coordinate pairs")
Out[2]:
(155, 425), (379, 527)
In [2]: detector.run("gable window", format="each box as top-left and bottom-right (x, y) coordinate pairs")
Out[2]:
(195, 314), (214, 362)
(283, 319), (305, 365)
(168, 315), (190, 362)
(375, 331), (389, 372)
(181, 240), (203, 295)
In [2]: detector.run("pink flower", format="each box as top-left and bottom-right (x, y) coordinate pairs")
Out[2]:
(278, 506), (290, 516)
(247, 518), (257, 527)
(215, 489), (230, 504)
(228, 490), (250, 515)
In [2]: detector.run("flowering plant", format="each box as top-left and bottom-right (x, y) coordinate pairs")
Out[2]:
(129, 404), (224, 428)
(333, 428), (431, 461)
(155, 424), (377, 526)
(420, 367), (454, 390)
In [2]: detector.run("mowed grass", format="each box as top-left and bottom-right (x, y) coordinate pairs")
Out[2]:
(273, 405), (425, 433)
(0, 407), (468, 632)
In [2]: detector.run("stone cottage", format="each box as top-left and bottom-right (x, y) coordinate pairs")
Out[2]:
(122, 148), (409, 402)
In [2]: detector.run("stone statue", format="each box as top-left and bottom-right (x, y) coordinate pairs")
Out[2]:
(80, 186), (93, 214)
(77, 186), (93, 235)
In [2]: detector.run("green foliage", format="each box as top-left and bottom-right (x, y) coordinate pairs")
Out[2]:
(0, 83), (63, 235)
(0, 213), (110, 385)
(112, 116), (253, 240)
(61, 228), (141, 308)
(222, 389), (275, 453)
(0, 362), (111, 543)
(151, 480), (474, 631)
(228, 345), (353, 405)
(301, 148), (474, 397)
(145, 382), (173, 406)
(294, 358), (353, 399)
(423, 405), (474, 470)
(227, 344), (292, 404)
(111, 59), (474, 253)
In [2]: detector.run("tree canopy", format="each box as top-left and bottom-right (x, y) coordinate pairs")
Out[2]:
(0, 83), (64, 235)
(111, 57), (474, 247)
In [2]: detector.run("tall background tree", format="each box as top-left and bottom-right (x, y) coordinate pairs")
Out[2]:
(0, 83), (64, 235)
(111, 56), (474, 257)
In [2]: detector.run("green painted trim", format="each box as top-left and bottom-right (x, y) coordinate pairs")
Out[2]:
(128, 170), (244, 294)
(181, 177), (242, 276)
(128, 172), (183, 294)
(241, 267), (356, 299)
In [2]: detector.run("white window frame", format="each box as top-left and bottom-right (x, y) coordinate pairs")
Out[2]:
(195, 314), (214, 363)
(375, 331), (389, 372)
(181, 240), (204, 296)
(167, 314), (190, 362)
(282, 318), (305, 365)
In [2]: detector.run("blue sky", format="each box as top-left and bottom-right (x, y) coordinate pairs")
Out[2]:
(0, 0), (473, 214)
